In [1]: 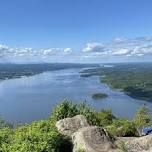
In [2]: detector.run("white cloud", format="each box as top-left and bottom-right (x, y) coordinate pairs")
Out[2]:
(0, 44), (9, 50)
(112, 48), (131, 55)
(82, 36), (152, 58)
(113, 37), (128, 44)
(1, 36), (152, 63)
(42, 48), (54, 55)
(64, 48), (72, 53)
(82, 42), (107, 52)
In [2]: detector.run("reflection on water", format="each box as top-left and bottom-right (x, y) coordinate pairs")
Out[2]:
(0, 68), (151, 123)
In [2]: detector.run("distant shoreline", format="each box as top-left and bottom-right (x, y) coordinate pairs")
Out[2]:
(0, 63), (99, 81)
(80, 63), (152, 102)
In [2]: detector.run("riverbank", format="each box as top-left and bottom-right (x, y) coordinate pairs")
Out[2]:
(81, 63), (152, 102)
(0, 63), (98, 80)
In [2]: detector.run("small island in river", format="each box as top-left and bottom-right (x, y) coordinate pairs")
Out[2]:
(92, 92), (108, 100)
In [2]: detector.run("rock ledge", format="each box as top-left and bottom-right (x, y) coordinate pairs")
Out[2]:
(56, 115), (89, 136)
(72, 126), (118, 152)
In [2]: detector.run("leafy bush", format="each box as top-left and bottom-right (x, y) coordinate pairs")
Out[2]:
(95, 109), (114, 127)
(134, 105), (151, 128)
(52, 99), (79, 121)
(77, 102), (100, 126)
(0, 118), (12, 129)
(0, 127), (13, 147)
(0, 119), (72, 152)
(107, 119), (137, 137)
(52, 100), (100, 126)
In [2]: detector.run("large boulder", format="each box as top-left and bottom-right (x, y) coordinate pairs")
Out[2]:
(56, 115), (89, 136)
(125, 134), (152, 152)
(72, 126), (118, 152)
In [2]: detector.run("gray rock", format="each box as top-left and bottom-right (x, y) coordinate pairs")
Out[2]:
(125, 134), (152, 152)
(56, 115), (89, 136)
(72, 126), (118, 152)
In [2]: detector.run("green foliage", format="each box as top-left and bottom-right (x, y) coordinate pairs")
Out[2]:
(0, 127), (13, 146)
(0, 119), (72, 152)
(77, 102), (100, 126)
(95, 109), (114, 127)
(52, 99), (79, 121)
(0, 101), (152, 152)
(52, 100), (100, 126)
(124, 86), (152, 101)
(0, 118), (12, 129)
(134, 105), (151, 128)
(107, 119), (137, 137)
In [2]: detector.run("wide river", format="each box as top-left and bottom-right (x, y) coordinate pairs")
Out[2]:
(0, 68), (151, 124)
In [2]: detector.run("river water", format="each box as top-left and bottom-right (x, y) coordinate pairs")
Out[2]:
(0, 68), (151, 123)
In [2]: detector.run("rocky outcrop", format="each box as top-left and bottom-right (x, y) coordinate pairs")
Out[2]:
(56, 115), (152, 152)
(56, 115), (121, 152)
(72, 126), (118, 152)
(125, 134), (152, 152)
(55, 115), (89, 136)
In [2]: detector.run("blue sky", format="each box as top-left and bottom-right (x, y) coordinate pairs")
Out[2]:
(0, 0), (152, 63)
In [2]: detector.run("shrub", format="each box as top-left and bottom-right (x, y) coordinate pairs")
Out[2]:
(107, 119), (137, 137)
(0, 127), (13, 146)
(0, 120), (72, 152)
(77, 102), (100, 126)
(95, 109), (114, 127)
(134, 105), (151, 128)
(0, 118), (12, 129)
(52, 100), (100, 126)
(51, 99), (79, 121)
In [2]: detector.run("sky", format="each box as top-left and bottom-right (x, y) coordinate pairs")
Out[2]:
(0, 0), (152, 63)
